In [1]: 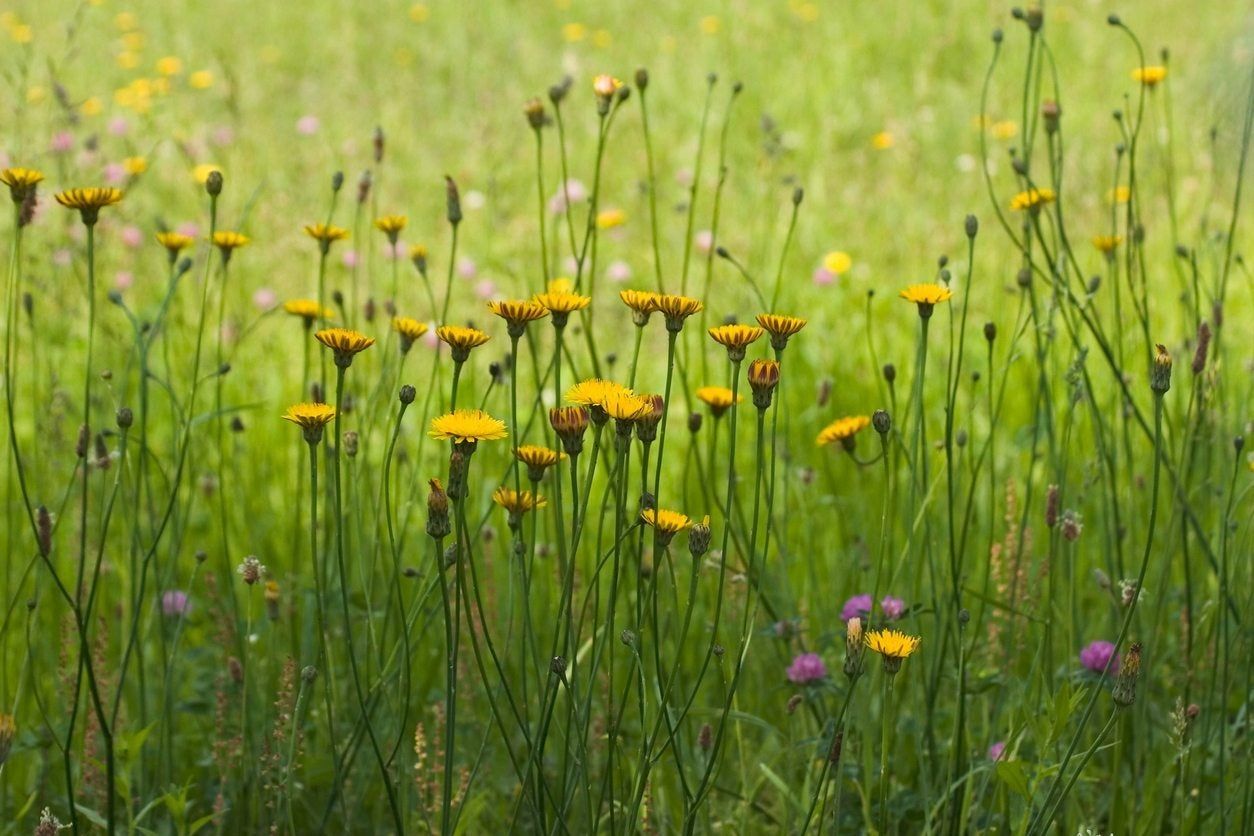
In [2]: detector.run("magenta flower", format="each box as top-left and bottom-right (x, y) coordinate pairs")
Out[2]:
(104, 163), (128, 185)
(880, 596), (905, 620)
(786, 652), (828, 684)
(161, 590), (190, 617)
(341, 249), (360, 269)
(474, 279), (497, 300)
(812, 266), (835, 286)
(108, 117), (130, 136)
(51, 131), (75, 153)
(606, 260), (632, 283)
(1079, 640), (1118, 675)
(694, 230), (714, 255)
(456, 256), (477, 280)
(839, 594), (872, 622)
(988, 741), (1006, 761)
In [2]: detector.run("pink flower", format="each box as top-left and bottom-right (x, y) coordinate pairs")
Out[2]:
(456, 257), (477, 279)
(786, 652), (827, 684)
(341, 249), (360, 268)
(839, 594), (872, 622)
(108, 117), (130, 137)
(1079, 640), (1118, 675)
(606, 260), (631, 283)
(296, 115), (320, 136)
(988, 741), (1006, 761)
(51, 131), (75, 153)
(548, 178), (588, 214)
(161, 590), (190, 617)
(177, 222), (200, 239)
(211, 126), (235, 146)
(114, 271), (134, 290)
(812, 267), (835, 286)
(422, 324), (439, 348)
(384, 241), (406, 260)
(104, 163), (128, 185)
(52, 249), (73, 267)
(694, 230), (714, 255)
(474, 279), (497, 299)
(252, 288), (277, 310)
(675, 168), (694, 187)
(121, 226), (143, 248)
(880, 596), (905, 620)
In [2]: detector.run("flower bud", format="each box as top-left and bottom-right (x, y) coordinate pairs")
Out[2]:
(747, 359), (780, 410)
(688, 515), (712, 559)
(426, 478), (452, 540)
(1112, 642), (1141, 707)
(445, 176), (462, 226)
(872, 409), (891, 436)
(1150, 344), (1172, 394)
(205, 170), (223, 197)
(400, 384), (416, 405)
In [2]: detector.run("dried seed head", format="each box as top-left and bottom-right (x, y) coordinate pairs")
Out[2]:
(36, 505), (53, 557)
(1191, 322), (1210, 375)
(427, 479), (452, 540)
(1112, 642), (1142, 707)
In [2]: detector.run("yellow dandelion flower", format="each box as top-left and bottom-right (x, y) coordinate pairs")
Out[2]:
(596, 208), (626, 229)
(374, 214), (408, 240)
(492, 486), (547, 515)
(655, 294), (704, 332)
(155, 231), (194, 262)
(1131, 66), (1167, 87)
(282, 402), (337, 442)
(488, 299), (549, 335)
(1092, 234), (1123, 255)
(641, 507), (691, 546)
(409, 4), (431, 23)
(990, 120), (1018, 139)
(817, 415), (871, 450)
(699, 15), (721, 34)
(80, 97), (103, 117)
(708, 324), (765, 360)
(192, 164), (221, 185)
(562, 22), (586, 42)
(114, 11), (138, 31)
(823, 251), (852, 275)
(26, 85), (46, 104)
(189, 70), (214, 89)
(602, 391), (652, 422)
(1010, 188), (1056, 211)
(284, 299), (334, 325)
(515, 445), (565, 480)
(696, 386), (742, 418)
(620, 289), (660, 326)
(9, 24), (33, 44)
(0, 167), (44, 203)
(55, 187), (124, 225)
(865, 628), (921, 673)
(566, 378), (634, 408)
(899, 283), (954, 317)
(871, 131), (895, 150)
(156, 56), (183, 76)
(116, 51), (140, 70)
(315, 328), (375, 367)
(392, 316), (429, 352)
(1108, 186), (1131, 204)
(429, 409), (508, 443)
(593, 74), (623, 99)
(756, 313), (807, 350)
(212, 231), (250, 257)
(534, 280), (591, 320)
(436, 325), (491, 361)
(304, 223), (349, 251)
(123, 156), (148, 176)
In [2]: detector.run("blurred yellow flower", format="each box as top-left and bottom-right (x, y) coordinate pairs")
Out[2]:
(1132, 66), (1167, 87)
(123, 31), (145, 51)
(700, 15), (721, 34)
(409, 3), (430, 22)
(1092, 234), (1123, 254)
(592, 29), (612, 48)
(991, 120), (1018, 139)
(823, 251), (852, 274)
(1108, 186), (1131, 204)
(192, 164), (221, 184)
(596, 208), (626, 229)
(899, 283), (953, 306)
(696, 386), (742, 417)
(562, 22), (586, 42)
(189, 70), (214, 89)
(1010, 188), (1055, 211)
(80, 97), (103, 117)
(156, 56), (183, 76)
(9, 24), (33, 44)
(123, 157), (148, 176)
(116, 51), (141, 70)
(429, 409), (508, 443)
(817, 415), (870, 448)
(872, 131), (895, 150)
(114, 12), (138, 31)
(26, 85), (46, 104)
(492, 487), (546, 514)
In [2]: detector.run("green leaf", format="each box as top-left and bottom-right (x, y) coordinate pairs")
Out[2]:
(995, 760), (1030, 799)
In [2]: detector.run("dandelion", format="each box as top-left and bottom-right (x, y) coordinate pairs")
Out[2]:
(593, 74), (623, 113)
(747, 359), (780, 410)
(0, 166), (43, 203)
(284, 299), (334, 327)
(492, 486), (547, 514)
(641, 507), (691, 547)
(696, 386), (742, 418)
(1079, 640), (1117, 675)
(708, 323), (765, 361)
(55, 187), (123, 226)
(602, 390), (652, 423)
(786, 652), (828, 684)
(865, 628), (921, 674)
(436, 325), (491, 362)
(899, 282), (953, 319)
(192, 164), (221, 184)
(156, 231), (194, 262)
(597, 208), (626, 229)
(1132, 65), (1167, 87)
(304, 223), (349, 254)
(1107, 186), (1131, 204)
(843, 617), (864, 678)
(1150, 343), (1172, 394)
(1009, 187), (1056, 212)
(374, 214), (408, 243)
(409, 244), (429, 275)
(755, 313), (807, 352)
(1092, 234), (1122, 255)
(823, 251), (852, 275)
(533, 278), (591, 326)
(315, 327), (375, 368)
(550, 406), (590, 455)
(488, 299), (548, 337)
(282, 402), (336, 443)
(429, 409), (508, 444)
(212, 230), (250, 263)
(393, 316), (429, 353)
(634, 394), (665, 443)
(515, 444), (564, 481)
(567, 378), (635, 412)
(817, 415), (871, 451)
(655, 294), (704, 332)
(620, 289), (660, 326)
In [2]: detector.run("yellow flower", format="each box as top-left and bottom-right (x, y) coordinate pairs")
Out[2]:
(1092, 234), (1123, 255)
(755, 313), (807, 350)
(429, 409), (508, 443)
(823, 251), (852, 275)
(492, 486), (547, 515)
(899, 283), (953, 308)
(817, 415), (870, 449)
(549, 406), (590, 446)
(990, 120), (1018, 139)
(212, 230), (250, 255)
(696, 386), (742, 418)
(392, 316), (429, 352)
(596, 208), (626, 229)
(865, 628), (921, 673)
(871, 131), (895, 150)
(282, 402), (337, 442)
(80, 97), (103, 117)
(641, 508), (691, 546)
(114, 11), (138, 31)
(1131, 66), (1167, 87)
(55, 187), (124, 224)
(515, 445), (564, 480)
(619, 289), (660, 326)
(654, 294), (704, 332)
(1010, 188), (1056, 211)
(699, 15), (721, 34)
(567, 378), (634, 408)
(562, 22), (586, 42)
(708, 324), (765, 360)
(9, 23), (33, 44)
(488, 299), (549, 335)
(284, 299), (334, 325)
(0, 167), (44, 202)
(315, 328), (375, 366)
(189, 70), (214, 89)
(192, 164), (221, 184)
(374, 215), (408, 240)
(304, 223), (350, 250)
(155, 231), (195, 261)
(1108, 186), (1131, 204)
(534, 280), (591, 321)
(156, 56), (183, 76)
(123, 156), (148, 176)
(409, 3), (431, 23)
(602, 391), (653, 422)
(437, 325), (491, 361)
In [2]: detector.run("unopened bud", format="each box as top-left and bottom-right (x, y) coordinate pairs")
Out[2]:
(205, 170), (223, 197)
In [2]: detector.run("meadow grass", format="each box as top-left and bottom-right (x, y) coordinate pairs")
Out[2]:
(0, 1), (1251, 833)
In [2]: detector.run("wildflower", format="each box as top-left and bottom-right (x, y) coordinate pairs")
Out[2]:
(708, 323), (765, 361)
(1092, 234), (1122, 255)
(755, 313), (807, 351)
(1009, 187), (1056, 212)
(654, 294), (704, 332)
(436, 325), (491, 362)
(823, 251), (852, 275)
(282, 402), (336, 444)
(1111, 642), (1142, 707)
(747, 359), (780, 410)
(524, 97), (547, 129)
(155, 231), (194, 262)
(488, 299), (549, 338)
(55, 187), (123, 226)
(283, 299), (333, 328)
(602, 391), (652, 424)
(264, 580), (281, 620)
(865, 628), (921, 674)
(567, 378), (634, 424)
(634, 394), (665, 443)
(1132, 65), (1167, 87)
(688, 515), (712, 557)
(212, 230), (250, 263)
(1060, 509), (1083, 542)
(1192, 322), (1211, 375)
(426, 479), (452, 540)
(534, 278), (591, 327)
(315, 328), (375, 368)
(786, 652), (828, 685)
(1108, 186), (1131, 204)
(988, 741), (1007, 761)
(374, 214), (408, 243)
(597, 208), (626, 229)
(1150, 343), (1172, 394)
(880, 596), (905, 620)
(304, 223), (349, 254)
(0, 714), (15, 764)
(35, 808), (64, 836)
(871, 131), (894, 150)
(429, 409), (508, 445)
(237, 555), (266, 585)
(817, 415), (871, 451)
(409, 244), (428, 275)
(641, 508), (691, 548)
(515, 444), (564, 481)
(696, 386), (742, 418)
(593, 74), (623, 114)
(620, 289), (660, 326)
(161, 590), (190, 617)
(1079, 640), (1117, 675)
(899, 282), (953, 318)
(493, 486), (547, 515)
(1045, 484), (1061, 528)
(840, 594), (872, 622)
(392, 316), (429, 353)
(0, 167), (43, 203)
(550, 406), (590, 455)
(843, 617), (863, 678)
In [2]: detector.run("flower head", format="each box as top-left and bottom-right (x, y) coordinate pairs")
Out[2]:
(437, 325), (491, 362)
(696, 386), (742, 418)
(488, 299), (549, 336)
(493, 486), (547, 516)
(550, 406), (590, 455)
(534, 278), (591, 325)
(304, 223), (349, 252)
(756, 313), (808, 351)
(1092, 234), (1122, 255)
(655, 294), (704, 332)
(817, 415), (870, 450)
(602, 391), (653, 424)
(55, 187), (123, 224)
(634, 394), (665, 442)
(1009, 188), (1056, 212)
(282, 402), (337, 443)
(373, 214), (408, 241)
(899, 283), (953, 318)
(567, 379), (635, 421)
(641, 507), (691, 547)
(1079, 640), (1118, 675)
(1132, 65), (1167, 87)
(593, 74), (624, 113)
(212, 231), (250, 261)
(515, 444), (564, 481)
(840, 594), (873, 622)
(865, 628), (921, 673)
(0, 167), (44, 203)
(747, 359), (780, 409)
(237, 555), (266, 585)
(708, 324), (765, 361)
(597, 208), (626, 229)
(620, 289), (660, 326)
(315, 327), (375, 368)
(1150, 343), (1172, 394)
(161, 589), (190, 617)
(0, 713), (15, 764)
(429, 409), (508, 444)
(786, 652), (828, 685)
(155, 231), (194, 261)
(283, 299), (333, 326)
(392, 316), (429, 352)
(881, 596), (906, 620)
